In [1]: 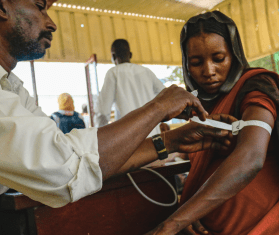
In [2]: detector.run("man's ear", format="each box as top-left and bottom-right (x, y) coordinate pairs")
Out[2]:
(112, 53), (117, 62)
(130, 52), (132, 59)
(0, 0), (8, 21)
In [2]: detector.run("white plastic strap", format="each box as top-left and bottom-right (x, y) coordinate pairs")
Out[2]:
(231, 120), (272, 135)
(190, 116), (272, 135)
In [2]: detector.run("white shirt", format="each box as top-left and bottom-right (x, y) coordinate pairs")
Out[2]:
(0, 66), (102, 208)
(96, 63), (165, 137)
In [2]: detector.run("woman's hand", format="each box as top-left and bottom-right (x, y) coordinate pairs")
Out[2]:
(145, 220), (208, 235)
(163, 114), (237, 154)
(179, 220), (208, 235)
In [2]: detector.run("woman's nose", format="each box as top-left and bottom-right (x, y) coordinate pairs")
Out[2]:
(202, 61), (216, 77)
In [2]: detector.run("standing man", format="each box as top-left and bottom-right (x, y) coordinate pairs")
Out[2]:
(96, 39), (165, 137)
(0, 0), (234, 208)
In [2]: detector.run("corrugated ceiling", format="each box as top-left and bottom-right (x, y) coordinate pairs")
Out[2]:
(53, 0), (225, 20)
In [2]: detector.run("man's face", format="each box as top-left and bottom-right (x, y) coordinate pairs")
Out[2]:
(6, 0), (57, 61)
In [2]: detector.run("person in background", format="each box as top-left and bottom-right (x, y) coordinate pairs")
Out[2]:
(95, 39), (165, 137)
(81, 103), (90, 128)
(51, 93), (85, 134)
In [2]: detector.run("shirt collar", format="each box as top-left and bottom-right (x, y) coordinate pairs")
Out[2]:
(0, 66), (8, 90)
(0, 65), (24, 94)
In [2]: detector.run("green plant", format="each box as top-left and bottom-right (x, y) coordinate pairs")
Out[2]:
(166, 66), (184, 83)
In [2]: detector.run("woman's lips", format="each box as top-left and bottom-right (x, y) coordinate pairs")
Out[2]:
(203, 81), (220, 92)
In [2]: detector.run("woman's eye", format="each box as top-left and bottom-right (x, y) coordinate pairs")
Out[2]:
(37, 4), (44, 10)
(189, 60), (202, 66)
(36, 1), (45, 10)
(214, 57), (225, 63)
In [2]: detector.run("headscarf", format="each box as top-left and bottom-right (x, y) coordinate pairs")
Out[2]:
(180, 11), (249, 101)
(58, 93), (75, 111)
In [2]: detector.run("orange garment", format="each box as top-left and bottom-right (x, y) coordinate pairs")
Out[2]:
(180, 69), (279, 235)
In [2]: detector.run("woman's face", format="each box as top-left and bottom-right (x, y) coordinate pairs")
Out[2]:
(186, 32), (233, 94)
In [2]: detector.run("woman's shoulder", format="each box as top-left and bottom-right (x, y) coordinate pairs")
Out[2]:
(242, 67), (279, 81)
(234, 68), (279, 118)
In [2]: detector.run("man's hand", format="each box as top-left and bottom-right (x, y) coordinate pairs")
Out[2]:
(151, 85), (208, 122)
(164, 114), (237, 154)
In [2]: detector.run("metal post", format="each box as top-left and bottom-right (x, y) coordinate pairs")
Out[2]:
(85, 54), (99, 127)
(30, 61), (38, 106)
(92, 54), (99, 95)
(85, 64), (94, 127)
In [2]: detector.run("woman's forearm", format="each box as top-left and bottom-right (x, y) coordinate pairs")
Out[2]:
(115, 138), (158, 175)
(162, 148), (263, 233)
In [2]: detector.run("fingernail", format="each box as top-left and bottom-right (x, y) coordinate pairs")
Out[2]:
(221, 130), (228, 135)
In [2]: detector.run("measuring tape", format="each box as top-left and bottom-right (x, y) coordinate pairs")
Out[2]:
(190, 116), (272, 135)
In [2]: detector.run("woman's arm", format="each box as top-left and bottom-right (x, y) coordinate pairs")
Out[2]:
(148, 105), (275, 234)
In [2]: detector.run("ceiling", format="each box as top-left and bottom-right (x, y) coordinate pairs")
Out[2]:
(53, 0), (225, 20)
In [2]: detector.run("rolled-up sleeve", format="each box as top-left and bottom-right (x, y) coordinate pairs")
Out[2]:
(0, 90), (102, 208)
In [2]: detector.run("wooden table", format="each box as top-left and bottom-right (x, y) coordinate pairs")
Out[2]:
(0, 161), (190, 235)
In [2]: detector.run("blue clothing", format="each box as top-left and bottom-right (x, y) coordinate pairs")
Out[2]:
(51, 111), (85, 134)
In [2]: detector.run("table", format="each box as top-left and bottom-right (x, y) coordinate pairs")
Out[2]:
(0, 161), (190, 235)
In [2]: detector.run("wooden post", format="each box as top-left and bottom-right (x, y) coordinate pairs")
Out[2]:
(85, 54), (98, 127)
(30, 61), (38, 106)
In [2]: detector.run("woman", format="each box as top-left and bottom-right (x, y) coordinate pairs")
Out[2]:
(147, 11), (279, 235)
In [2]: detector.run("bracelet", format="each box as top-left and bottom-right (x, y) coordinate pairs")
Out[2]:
(151, 134), (168, 160)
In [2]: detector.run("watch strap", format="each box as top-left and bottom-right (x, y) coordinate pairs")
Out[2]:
(152, 134), (168, 160)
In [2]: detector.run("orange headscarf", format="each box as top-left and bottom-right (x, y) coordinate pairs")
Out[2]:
(58, 93), (75, 111)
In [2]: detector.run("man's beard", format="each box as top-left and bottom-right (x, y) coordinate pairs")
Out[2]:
(7, 25), (48, 61)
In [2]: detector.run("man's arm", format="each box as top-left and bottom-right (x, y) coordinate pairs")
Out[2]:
(98, 85), (208, 180)
(147, 105), (274, 234)
(0, 85), (207, 208)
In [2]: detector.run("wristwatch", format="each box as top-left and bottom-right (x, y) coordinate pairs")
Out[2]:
(151, 134), (168, 160)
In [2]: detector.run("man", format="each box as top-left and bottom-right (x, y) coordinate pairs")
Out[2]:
(0, 0), (234, 208)
(95, 39), (165, 137)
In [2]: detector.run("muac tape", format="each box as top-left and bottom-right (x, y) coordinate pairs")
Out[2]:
(190, 116), (272, 135)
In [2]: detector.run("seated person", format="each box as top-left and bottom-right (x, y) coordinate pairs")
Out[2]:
(51, 93), (85, 134)
(147, 11), (279, 235)
(81, 103), (90, 128)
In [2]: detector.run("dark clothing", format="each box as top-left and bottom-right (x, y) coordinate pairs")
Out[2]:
(51, 111), (85, 134)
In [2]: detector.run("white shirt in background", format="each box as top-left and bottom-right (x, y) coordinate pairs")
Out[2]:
(96, 63), (165, 137)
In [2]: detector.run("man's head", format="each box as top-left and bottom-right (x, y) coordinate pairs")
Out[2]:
(111, 39), (132, 65)
(0, 0), (57, 67)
